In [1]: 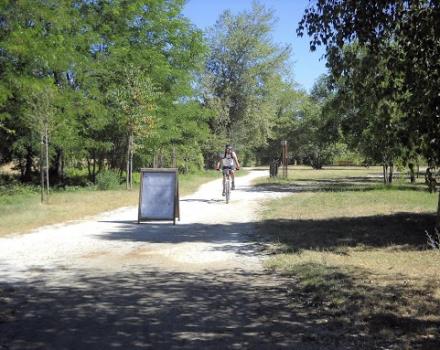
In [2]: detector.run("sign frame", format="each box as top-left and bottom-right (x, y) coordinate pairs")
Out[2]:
(138, 168), (180, 225)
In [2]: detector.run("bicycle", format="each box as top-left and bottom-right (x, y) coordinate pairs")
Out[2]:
(222, 168), (232, 204)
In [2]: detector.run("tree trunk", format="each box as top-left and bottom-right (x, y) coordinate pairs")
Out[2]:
(383, 163), (388, 184)
(92, 154), (96, 184)
(45, 125), (50, 200)
(40, 132), (45, 203)
(23, 147), (33, 182)
(126, 136), (130, 190)
(98, 153), (104, 174)
(87, 158), (92, 182)
(126, 133), (133, 190)
(130, 149), (133, 190)
(388, 163), (393, 184)
(130, 135), (134, 189)
(436, 190), (440, 231)
(18, 156), (25, 180)
(51, 148), (65, 186)
(408, 163), (415, 184)
(153, 151), (158, 168)
(159, 150), (163, 168)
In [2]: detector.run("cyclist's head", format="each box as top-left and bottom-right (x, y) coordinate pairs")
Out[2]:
(224, 144), (233, 156)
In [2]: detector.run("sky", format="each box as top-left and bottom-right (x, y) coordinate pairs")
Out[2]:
(182, 0), (328, 92)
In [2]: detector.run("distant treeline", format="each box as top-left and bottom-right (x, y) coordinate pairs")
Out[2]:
(0, 1), (438, 193)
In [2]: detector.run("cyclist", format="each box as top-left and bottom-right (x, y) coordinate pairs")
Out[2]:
(216, 144), (240, 195)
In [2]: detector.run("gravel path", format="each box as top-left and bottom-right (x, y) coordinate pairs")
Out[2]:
(0, 169), (285, 281)
(2, 170), (335, 350)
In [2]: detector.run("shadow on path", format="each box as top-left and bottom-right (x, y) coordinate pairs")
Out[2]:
(1, 264), (439, 349)
(0, 268), (314, 350)
(97, 212), (435, 251)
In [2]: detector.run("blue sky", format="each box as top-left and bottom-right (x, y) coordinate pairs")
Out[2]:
(182, 0), (328, 92)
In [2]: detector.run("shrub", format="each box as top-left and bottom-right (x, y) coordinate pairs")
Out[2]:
(96, 170), (121, 190)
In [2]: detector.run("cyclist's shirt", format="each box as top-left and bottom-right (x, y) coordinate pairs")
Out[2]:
(221, 154), (235, 169)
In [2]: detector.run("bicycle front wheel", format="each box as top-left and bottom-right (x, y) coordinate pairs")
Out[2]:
(225, 180), (230, 204)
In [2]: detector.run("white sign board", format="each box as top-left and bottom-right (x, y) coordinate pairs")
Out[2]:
(138, 169), (179, 224)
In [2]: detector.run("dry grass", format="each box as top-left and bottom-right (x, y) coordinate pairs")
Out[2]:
(0, 170), (229, 237)
(0, 190), (139, 236)
(257, 165), (440, 349)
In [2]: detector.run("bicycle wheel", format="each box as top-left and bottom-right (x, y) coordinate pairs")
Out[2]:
(225, 179), (230, 203)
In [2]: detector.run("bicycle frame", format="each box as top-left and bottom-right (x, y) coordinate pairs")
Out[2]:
(222, 168), (232, 203)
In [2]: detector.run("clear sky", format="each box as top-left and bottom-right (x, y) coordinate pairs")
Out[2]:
(182, 0), (328, 92)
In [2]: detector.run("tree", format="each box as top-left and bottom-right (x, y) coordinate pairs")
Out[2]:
(77, 0), (207, 174)
(325, 45), (407, 183)
(24, 81), (56, 202)
(0, 0), (81, 183)
(203, 3), (290, 156)
(0, 0), (210, 190)
(109, 66), (158, 189)
(298, 0), (440, 227)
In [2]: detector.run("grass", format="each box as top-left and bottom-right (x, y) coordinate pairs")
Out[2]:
(0, 169), (241, 237)
(256, 165), (427, 192)
(256, 165), (440, 349)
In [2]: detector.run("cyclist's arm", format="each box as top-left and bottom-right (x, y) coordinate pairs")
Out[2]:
(232, 152), (240, 169)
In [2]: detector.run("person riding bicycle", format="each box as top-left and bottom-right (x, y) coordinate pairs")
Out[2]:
(216, 144), (240, 195)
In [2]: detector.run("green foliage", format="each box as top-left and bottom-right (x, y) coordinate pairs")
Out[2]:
(96, 170), (121, 191)
(259, 75), (341, 168)
(0, 0), (210, 188)
(203, 3), (290, 152)
(298, 0), (440, 226)
(297, 1), (440, 164)
(332, 143), (364, 166)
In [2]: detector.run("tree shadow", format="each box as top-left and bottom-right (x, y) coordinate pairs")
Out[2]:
(98, 212), (434, 252)
(274, 263), (440, 350)
(1, 263), (439, 349)
(96, 220), (256, 245)
(257, 213), (435, 251)
(181, 198), (224, 204)
(252, 176), (427, 194)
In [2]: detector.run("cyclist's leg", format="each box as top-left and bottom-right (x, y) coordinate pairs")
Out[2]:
(222, 172), (226, 196)
(231, 170), (235, 189)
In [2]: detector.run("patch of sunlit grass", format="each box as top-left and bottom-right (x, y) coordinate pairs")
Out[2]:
(0, 170), (227, 236)
(262, 190), (436, 221)
(259, 165), (440, 347)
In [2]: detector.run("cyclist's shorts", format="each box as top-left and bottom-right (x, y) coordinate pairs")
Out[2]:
(222, 166), (234, 170)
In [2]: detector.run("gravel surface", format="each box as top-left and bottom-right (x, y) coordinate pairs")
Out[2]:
(3, 170), (337, 350)
(0, 169), (285, 281)
(0, 170), (392, 349)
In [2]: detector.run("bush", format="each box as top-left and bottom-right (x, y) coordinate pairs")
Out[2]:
(96, 170), (121, 190)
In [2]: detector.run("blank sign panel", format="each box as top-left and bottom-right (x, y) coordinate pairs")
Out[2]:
(140, 172), (176, 219)
(138, 169), (179, 224)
